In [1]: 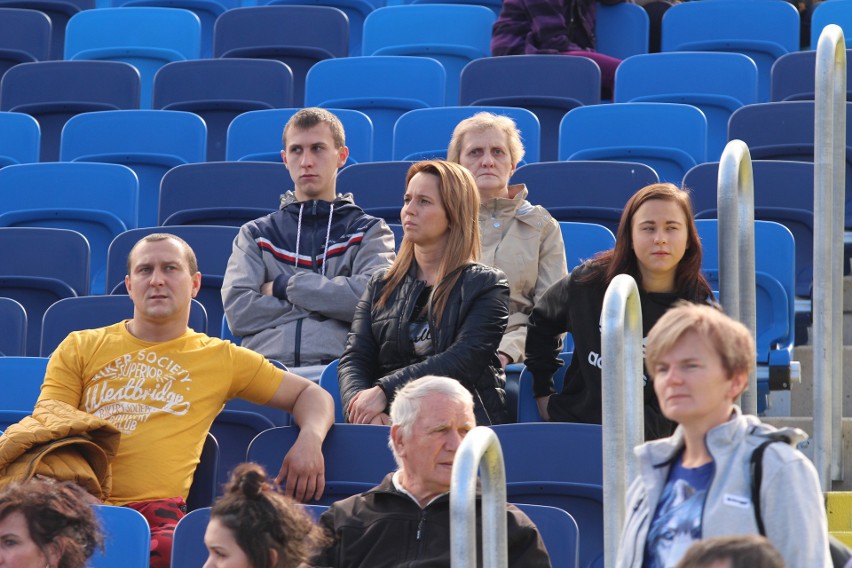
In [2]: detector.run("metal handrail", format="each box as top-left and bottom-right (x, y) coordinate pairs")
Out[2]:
(450, 426), (508, 568)
(814, 23), (847, 488)
(717, 139), (757, 414)
(601, 273), (644, 568)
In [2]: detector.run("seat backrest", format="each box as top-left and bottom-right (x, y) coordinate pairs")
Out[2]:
(247, 424), (396, 504)
(0, 356), (48, 409)
(90, 505), (151, 568)
(335, 160), (414, 223)
(511, 160), (659, 231)
(560, 222), (615, 272)
(684, 160), (814, 298)
(209, 409), (277, 496)
(661, 0), (800, 101)
(226, 107), (373, 166)
(615, 51), (759, 160)
(0, 111), (39, 167)
(392, 106), (540, 163)
(0, 227), (90, 356)
(0, 162), (138, 294)
(0, 8), (51, 81)
(559, 102), (707, 184)
(459, 55), (600, 162)
(728, 100), (852, 229)
(0, 60), (141, 161)
(811, 0), (852, 50)
(514, 503), (579, 568)
(105, 226), (236, 337)
(0, 0), (94, 60)
(770, 49), (852, 102)
(305, 56), (446, 161)
(0, 298), (26, 357)
(171, 507), (210, 568)
(362, 4), (494, 105)
(214, 5), (348, 107)
(158, 161), (288, 226)
(263, 0), (376, 57)
(318, 359), (344, 423)
(60, 109), (207, 228)
(64, 7), (202, 108)
(516, 351), (572, 423)
(596, 1), (649, 60)
(40, 295), (209, 356)
(186, 433), (219, 511)
(152, 58), (293, 161)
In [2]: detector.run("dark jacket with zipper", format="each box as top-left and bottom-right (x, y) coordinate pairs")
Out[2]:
(313, 473), (551, 568)
(338, 263), (510, 425)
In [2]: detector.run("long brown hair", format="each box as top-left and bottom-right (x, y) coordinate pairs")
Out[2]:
(578, 183), (712, 299)
(376, 160), (481, 325)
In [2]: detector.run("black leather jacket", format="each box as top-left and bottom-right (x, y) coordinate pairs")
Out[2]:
(339, 263), (510, 425)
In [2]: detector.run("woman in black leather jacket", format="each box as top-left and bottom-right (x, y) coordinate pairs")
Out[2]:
(338, 160), (511, 425)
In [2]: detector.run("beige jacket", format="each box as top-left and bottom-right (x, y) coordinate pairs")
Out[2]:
(479, 184), (567, 363)
(0, 400), (121, 500)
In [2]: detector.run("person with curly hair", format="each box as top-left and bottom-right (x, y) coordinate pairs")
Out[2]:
(203, 463), (325, 568)
(0, 477), (102, 568)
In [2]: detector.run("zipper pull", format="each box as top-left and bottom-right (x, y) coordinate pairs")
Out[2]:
(416, 514), (425, 540)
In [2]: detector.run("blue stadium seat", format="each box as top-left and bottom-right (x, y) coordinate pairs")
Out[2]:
(728, 101), (852, 229)
(186, 432), (219, 511)
(362, 5), (494, 105)
(561, 222), (616, 272)
(171, 507), (210, 568)
(514, 503), (579, 568)
(0, 227), (89, 356)
(40, 295), (209, 356)
(0, 356), (48, 409)
(113, 0), (240, 58)
(0, 298), (26, 356)
(0, 60), (141, 161)
(510, 160), (660, 230)
(209, 410), (276, 496)
(661, 0), (799, 101)
(615, 51), (759, 160)
(811, 0), (852, 50)
(0, 0), (94, 60)
(158, 161), (287, 226)
(771, 49), (852, 102)
(0, 410), (29, 431)
(305, 56), (446, 161)
(596, 1), (649, 60)
(491, 422), (603, 568)
(559, 102), (707, 184)
(516, 351), (570, 423)
(60, 110), (207, 228)
(0, 111), (39, 167)
(0, 8), (51, 83)
(152, 59), (293, 161)
(247, 423), (396, 505)
(392, 106), (540, 163)
(64, 7), (201, 108)
(221, 313), (240, 345)
(459, 55), (600, 162)
(213, 5), (348, 107)
(226, 108), (373, 166)
(387, 223), (403, 252)
(318, 358), (344, 423)
(105, 226), (236, 337)
(695, 219), (795, 404)
(90, 505), (151, 568)
(0, 162), (138, 294)
(406, 0), (499, 17)
(335, 160), (413, 223)
(261, 0), (377, 57)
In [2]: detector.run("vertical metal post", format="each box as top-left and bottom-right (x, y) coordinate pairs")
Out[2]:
(814, 23), (847, 488)
(601, 273), (644, 568)
(450, 426), (508, 568)
(717, 139), (757, 415)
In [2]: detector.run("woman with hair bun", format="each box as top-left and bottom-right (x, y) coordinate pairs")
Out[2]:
(0, 477), (102, 568)
(203, 463), (325, 568)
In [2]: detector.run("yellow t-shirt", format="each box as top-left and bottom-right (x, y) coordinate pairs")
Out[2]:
(38, 321), (283, 505)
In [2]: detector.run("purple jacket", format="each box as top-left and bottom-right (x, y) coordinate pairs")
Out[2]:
(491, 0), (628, 55)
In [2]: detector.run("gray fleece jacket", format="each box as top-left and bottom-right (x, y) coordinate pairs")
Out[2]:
(616, 407), (830, 568)
(222, 191), (396, 367)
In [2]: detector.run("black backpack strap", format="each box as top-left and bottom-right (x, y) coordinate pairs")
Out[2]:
(749, 439), (777, 536)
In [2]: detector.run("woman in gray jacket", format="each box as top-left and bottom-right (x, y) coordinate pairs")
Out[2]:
(617, 303), (830, 568)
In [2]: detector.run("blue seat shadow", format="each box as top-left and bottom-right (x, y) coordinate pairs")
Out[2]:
(771, 49), (852, 102)
(0, 298), (27, 357)
(186, 432), (219, 511)
(0, 8), (50, 85)
(514, 503), (579, 568)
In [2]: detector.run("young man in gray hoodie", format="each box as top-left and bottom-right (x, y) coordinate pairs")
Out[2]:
(222, 108), (396, 378)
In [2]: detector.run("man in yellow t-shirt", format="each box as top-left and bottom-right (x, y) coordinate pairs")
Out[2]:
(37, 232), (334, 568)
